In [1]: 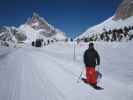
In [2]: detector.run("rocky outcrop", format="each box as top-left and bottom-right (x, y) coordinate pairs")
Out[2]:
(114, 0), (133, 20)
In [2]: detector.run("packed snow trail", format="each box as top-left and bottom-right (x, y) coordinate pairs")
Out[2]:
(0, 42), (133, 100)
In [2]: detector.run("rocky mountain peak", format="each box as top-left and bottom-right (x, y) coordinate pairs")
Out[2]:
(114, 0), (133, 20)
(26, 12), (51, 31)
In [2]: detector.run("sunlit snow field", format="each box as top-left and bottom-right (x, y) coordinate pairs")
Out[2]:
(0, 42), (133, 100)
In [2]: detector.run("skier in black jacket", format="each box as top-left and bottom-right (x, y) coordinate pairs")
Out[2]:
(82, 42), (100, 87)
(84, 43), (100, 67)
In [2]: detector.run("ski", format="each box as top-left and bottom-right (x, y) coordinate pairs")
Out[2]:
(82, 78), (104, 90)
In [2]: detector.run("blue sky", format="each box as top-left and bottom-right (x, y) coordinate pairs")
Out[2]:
(0, 0), (122, 38)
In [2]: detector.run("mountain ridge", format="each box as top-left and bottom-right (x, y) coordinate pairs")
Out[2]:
(77, 0), (133, 41)
(0, 12), (67, 46)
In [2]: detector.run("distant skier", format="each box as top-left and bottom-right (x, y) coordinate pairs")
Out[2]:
(82, 42), (100, 88)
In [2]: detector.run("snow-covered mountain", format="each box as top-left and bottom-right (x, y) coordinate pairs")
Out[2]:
(0, 26), (27, 47)
(19, 13), (67, 43)
(77, 0), (133, 41)
(0, 13), (67, 46)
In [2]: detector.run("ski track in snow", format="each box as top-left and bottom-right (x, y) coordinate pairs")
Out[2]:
(0, 42), (133, 100)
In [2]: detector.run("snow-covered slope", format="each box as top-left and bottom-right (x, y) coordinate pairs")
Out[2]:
(19, 24), (43, 43)
(0, 42), (133, 100)
(77, 0), (133, 40)
(78, 16), (133, 39)
(0, 26), (27, 47)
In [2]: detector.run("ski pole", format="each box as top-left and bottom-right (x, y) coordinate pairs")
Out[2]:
(97, 65), (102, 83)
(77, 71), (83, 83)
(77, 67), (85, 83)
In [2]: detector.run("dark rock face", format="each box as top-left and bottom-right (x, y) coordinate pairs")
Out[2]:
(26, 13), (51, 31)
(25, 13), (66, 38)
(114, 0), (133, 20)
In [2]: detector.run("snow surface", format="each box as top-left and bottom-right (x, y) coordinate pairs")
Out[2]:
(19, 25), (40, 43)
(19, 24), (66, 43)
(0, 42), (133, 100)
(78, 16), (133, 38)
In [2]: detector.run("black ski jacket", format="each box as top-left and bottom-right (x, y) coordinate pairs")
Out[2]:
(84, 48), (100, 68)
